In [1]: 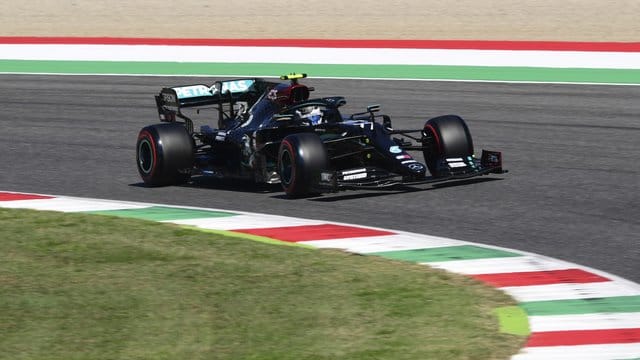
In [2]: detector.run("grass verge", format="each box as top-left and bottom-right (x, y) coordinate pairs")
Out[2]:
(0, 208), (525, 359)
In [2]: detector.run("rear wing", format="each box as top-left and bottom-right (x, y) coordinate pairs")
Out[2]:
(155, 78), (273, 129)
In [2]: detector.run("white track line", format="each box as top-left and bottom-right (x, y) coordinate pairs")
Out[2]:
(167, 214), (324, 229)
(502, 281), (640, 302)
(426, 256), (576, 275)
(529, 312), (640, 332)
(0, 197), (147, 212)
(299, 233), (466, 252)
(511, 343), (640, 360)
(2, 44), (640, 69)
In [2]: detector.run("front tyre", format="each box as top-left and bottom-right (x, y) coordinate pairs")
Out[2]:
(277, 133), (328, 197)
(422, 115), (474, 177)
(136, 123), (194, 186)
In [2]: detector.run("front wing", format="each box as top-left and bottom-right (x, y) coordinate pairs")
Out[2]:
(318, 150), (507, 191)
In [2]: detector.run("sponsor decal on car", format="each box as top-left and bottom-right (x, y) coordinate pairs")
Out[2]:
(446, 158), (468, 168)
(173, 85), (213, 99)
(171, 80), (255, 100)
(341, 168), (368, 181)
(407, 163), (425, 171)
(341, 168), (367, 175)
(343, 172), (368, 181)
(213, 79), (255, 94)
(389, 145), (402, 154)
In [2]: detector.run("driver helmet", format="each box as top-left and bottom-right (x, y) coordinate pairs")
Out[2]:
(296, 106), (323, 125)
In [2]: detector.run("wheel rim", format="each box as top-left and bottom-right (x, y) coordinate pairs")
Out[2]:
(138, 138), (154, 174)
(279, 148), (293, 186)
(422, 125), (441, 175)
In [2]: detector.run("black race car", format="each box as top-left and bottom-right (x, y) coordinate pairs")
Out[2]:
(136, 73), (506, 197)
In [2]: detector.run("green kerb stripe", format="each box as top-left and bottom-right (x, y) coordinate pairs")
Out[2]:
(494, 306), (530, 336)
(371, 245), (521, 263)
(2, 60), (640, 84)
(85, 206), (237, 221)
(521, 295), (640, 316)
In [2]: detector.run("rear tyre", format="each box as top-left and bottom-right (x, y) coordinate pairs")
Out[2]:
(277, 133), (328, 197)
(136, 123), (194, 186)
(422, 115), (474, 177)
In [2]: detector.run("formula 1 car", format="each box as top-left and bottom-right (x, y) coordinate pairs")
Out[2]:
(136, 73), (506, 197)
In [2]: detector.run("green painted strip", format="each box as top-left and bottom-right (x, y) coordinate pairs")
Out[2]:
(85, 206), (237, 221)
(371, 245), (521, 263)
(494, 306), (530, 336)
(190, 227), (315, 249)
(521, 295), (640, 316)
(2, 60), (640, 84)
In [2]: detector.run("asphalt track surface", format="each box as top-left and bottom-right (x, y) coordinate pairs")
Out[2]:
(1, 74), (638, 282)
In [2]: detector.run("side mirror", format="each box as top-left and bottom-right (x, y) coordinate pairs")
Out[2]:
(382, 115), (392, 130)
(367, 104), (381, 113)
(367, 104), (381, 121)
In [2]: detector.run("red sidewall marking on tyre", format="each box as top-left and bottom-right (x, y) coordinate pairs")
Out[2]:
(138, 130), (157, 178)
(424, 124), (442, 154)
